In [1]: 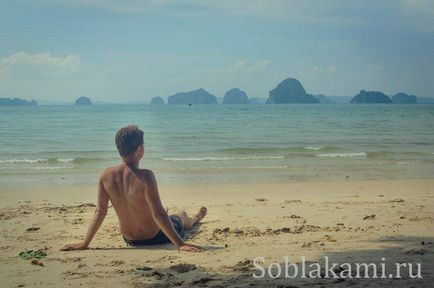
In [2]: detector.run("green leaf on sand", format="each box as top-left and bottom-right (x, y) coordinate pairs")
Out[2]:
(19, 250), (47, 260)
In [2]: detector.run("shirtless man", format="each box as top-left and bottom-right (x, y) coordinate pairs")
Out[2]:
(61, 125), (206, 252)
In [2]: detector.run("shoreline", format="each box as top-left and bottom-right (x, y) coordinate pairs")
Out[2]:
(1, 178), (434, 207)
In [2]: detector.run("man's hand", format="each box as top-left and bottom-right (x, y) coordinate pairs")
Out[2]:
(60, 242), (88, 251)
(178, 243), (203, 252)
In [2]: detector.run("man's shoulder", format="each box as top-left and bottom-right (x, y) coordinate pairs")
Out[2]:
(99, 165), (120, 179)
(138, 168), (155, 179)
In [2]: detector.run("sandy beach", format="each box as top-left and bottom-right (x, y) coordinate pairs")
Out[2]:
(1, 179), (433, 287)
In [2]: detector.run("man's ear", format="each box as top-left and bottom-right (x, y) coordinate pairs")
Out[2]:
(135, 145), (144, 157)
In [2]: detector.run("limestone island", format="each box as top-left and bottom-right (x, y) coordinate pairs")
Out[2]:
(75, 96), (92, 105)
(392, 93), (417, 104)
(223, 88), (249, 104)
(266, 78), (319, 104)
(168, 88), (217, 105)
(351, 90), (392, 104)
(0, 97), (38, 106)
(150, 96), (165, 105)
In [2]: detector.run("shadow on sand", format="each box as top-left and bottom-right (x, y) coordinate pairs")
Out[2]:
(129, 235), (433, 287)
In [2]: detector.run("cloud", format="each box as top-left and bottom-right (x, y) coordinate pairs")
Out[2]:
(312, 65), (337, 75)
(0, 52), (86, 101)
(230, 59), (271, 74)
(0, 52), (82, 76)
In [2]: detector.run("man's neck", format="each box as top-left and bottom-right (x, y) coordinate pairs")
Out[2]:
(123, 159), (140, 170)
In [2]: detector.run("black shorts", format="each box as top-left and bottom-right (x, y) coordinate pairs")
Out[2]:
(123, 215), (185, 246)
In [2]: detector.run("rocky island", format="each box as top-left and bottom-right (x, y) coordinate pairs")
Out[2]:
(223, 88), (249, 104)
(351, 90), (392, 104)
(266, 78), (319, 104)
(150, 96), (165, 105)
(74, 96), (92, 105)
(0, 97), (38, 106)
(392, 93), (417, 104)
(168, 88), (217, 105)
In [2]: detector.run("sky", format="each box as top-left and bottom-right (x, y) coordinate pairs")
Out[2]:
(0, 0), (433, 103)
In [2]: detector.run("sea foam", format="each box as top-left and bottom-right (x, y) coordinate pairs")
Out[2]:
(161, 155), (285, 161)
(0, 158), (49, 164)
(316, 152), (367, 158)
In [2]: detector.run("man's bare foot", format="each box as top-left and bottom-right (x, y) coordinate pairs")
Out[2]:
(192, 207), (207, 226)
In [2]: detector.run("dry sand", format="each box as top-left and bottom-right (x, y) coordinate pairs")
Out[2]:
(0, 179), (433, 287)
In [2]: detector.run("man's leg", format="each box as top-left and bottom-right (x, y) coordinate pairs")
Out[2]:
(173, 207), (207, 230)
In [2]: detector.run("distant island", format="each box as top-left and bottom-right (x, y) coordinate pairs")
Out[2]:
(0, 97), (38, 106)
(168, 88), (217, 105)
(417, 97), (434, 104)
(75, 96), (92, 105)
(351, 90), (393, 104)
(266, 78), (319, 104)
(223, 88), (249, 104)
(392, 93), (417, 104)
(6, 76), (428, 106)
(150, 96), (165, 105)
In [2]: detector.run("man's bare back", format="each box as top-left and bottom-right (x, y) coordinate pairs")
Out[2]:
(61, 125), (206, 252)
(102, 164), (162, 240)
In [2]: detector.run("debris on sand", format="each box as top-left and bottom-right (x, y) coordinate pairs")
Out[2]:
(323, 235), (337, 242)
(78, 203), (96, 208)
(26, 227), (40, 232)
(31, 259), (44, 267)
(233, 259), (254, 272)
(363, 214), (376, 220)
(135, 266), (152, 272)
(284, 200), (302, 204)
(389, 199), (405, 203)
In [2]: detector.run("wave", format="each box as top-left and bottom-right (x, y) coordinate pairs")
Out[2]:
(0, 166), (71, 170)
(0, 158), (49, 164)
(165, 165), (289, 171)
(304, 146), (323, 151)
(0, 157), (107, 164)
(316, 152), (367, 158)
(161, 155), (285, 162)
(218, 146), (337, 154)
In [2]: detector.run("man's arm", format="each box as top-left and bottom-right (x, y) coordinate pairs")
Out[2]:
(144, 170), (203, 252)
(60, 177), (109, 251)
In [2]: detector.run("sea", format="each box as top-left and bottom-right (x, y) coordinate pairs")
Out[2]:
(1, 104), (434, 187)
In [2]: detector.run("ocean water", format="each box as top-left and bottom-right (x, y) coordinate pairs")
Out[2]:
(1, 104), (434, 186)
